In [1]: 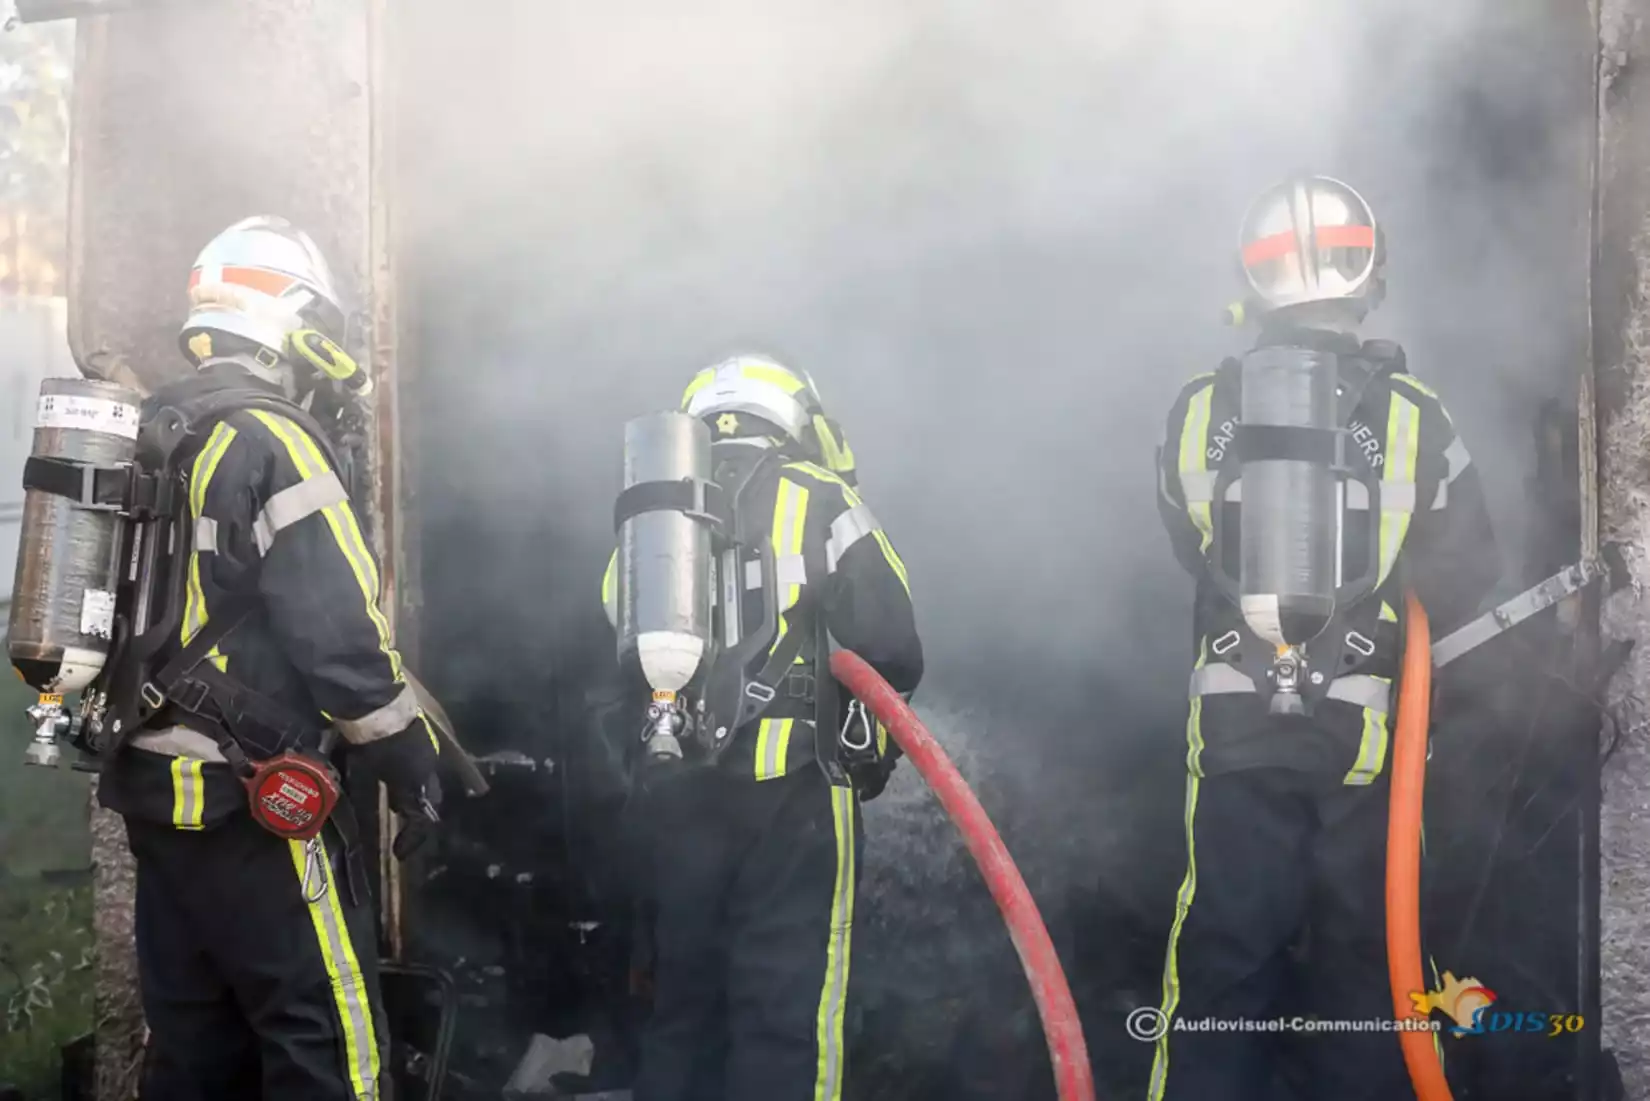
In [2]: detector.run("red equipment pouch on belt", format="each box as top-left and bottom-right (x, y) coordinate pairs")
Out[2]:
(243, 751), (340, 841)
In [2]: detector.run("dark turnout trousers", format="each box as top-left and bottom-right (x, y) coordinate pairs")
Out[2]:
(1148, 767), (1416, 1101)
(129, 811), (388, 1100)
(635, 764), (864, 1101)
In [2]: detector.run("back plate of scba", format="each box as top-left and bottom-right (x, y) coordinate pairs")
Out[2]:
(392, 1), (1603, 1097)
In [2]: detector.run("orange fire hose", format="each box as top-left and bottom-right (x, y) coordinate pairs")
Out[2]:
(830, 650), (1097, 1101)
(1387, 591), (1452, 1101)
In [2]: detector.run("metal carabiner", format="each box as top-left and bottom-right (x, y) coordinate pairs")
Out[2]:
(839, 699), (874, 753)
(301, 836), (330, 904)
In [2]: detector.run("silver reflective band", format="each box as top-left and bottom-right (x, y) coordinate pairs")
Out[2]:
(335, 682), (420, 744)
(1180, 470), (1217, 504)
(1443, 436), (1472, 482)
(252, 471), (348, 555)
(194, 517), (219, 554)
(826, 503), (879, 573)
(1345, 480), (1437, 513)
(1190, 665), (1391, 715)
(1189, 664), (1255, 696)
(775, 553), (808, 589)
(1324, 674), (1391, 714)
(130, 725), (228, 763)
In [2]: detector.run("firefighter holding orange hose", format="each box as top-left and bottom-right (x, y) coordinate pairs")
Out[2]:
(1148, 177), (1497, 1101)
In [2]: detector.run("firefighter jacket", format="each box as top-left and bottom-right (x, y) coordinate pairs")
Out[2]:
(1155, 327), (1498, 781)
(99, 361), (431, 829)
(603, 441), (923, 783)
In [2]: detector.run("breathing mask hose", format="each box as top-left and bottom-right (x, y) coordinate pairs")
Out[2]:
(1386, 591), (1452, 1101)
(829, 650), (1097, 1101)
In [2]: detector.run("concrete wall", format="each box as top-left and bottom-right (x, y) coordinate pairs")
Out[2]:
(1597, 1), (1650, 1095)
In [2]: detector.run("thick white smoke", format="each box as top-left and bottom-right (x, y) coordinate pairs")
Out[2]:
(395, 0), (1594, 1095)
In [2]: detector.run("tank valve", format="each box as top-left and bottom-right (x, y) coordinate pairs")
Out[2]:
(644, 691), (686, 763)
(1269, 649), (1307, 716)
(24, 694), (69, 768)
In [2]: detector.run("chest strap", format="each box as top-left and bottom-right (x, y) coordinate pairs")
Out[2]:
(1191, 663), (1392, 715)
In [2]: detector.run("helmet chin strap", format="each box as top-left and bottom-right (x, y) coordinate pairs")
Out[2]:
(201, 350), (298, 397)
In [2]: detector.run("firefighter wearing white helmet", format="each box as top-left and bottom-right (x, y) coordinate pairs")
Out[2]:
(1148, 178), (1497, 1100)
(601, 352), (923, 1101)
(93, 215), (438, 1100)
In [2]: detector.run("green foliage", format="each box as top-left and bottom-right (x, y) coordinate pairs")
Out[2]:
(0, 673), (90, 877)
(0, 20), (70, 211)
(0, 877), (93, 1093)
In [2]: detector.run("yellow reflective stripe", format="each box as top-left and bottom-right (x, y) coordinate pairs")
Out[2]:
(786, 463), (910, 594)
(1178, 383), (1215, 552)
(813, 785), (856, 1101)
(771, 478), (810, 649)
(169, 757), (205, 830)
(812, 416), (856, 476)
(679, 369), (715, 408)
(1342, 674), (1394, 785)
(288, 838), (381, 1098)
(249, 412), (402, 683)
(1392, 372), (1440, 400)
(1376, 394), (1421, 588)
(1380, 601), (1398, 623)
(1150, 640), (1209, 1099)
(753, 717), (795, 781)
(601, 548), (618, 622)
(183, 423), (238, 673)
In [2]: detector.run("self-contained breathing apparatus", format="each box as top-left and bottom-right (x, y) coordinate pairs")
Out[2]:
(5, 336), (377, 843)
(613, 411), (860, 781)
(1200, 339), (1434, 715)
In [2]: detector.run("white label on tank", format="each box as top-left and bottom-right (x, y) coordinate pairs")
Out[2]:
(36, 394), (141, 439)
(80, 588), (117, 639)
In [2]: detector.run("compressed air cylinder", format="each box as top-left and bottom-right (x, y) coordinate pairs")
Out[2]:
(7, 378), (142, 694)
(1238, 346), (1339, 647)
(617, 411), (714, 693)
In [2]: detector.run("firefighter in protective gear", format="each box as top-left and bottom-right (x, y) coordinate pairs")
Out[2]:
(601, 353), (922, 1101)
(1149, 178), (1497, 1101)
(98, 216), (438, 1101)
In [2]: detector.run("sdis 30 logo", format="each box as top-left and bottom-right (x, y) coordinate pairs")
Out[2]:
(1410, 972), (1586, 1039)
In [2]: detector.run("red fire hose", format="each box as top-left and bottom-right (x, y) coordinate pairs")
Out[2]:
(831, 650), (1097, 1101)
(1387, 591), (1451, 1100)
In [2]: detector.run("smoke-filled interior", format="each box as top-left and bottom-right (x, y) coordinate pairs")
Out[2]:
(391, 1), (1599, 1096)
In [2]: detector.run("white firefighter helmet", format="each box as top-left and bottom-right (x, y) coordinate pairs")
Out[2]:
(179, 216), (348, 385)
(681, 353), (826, 448)
(1238, 176), (1384, 318)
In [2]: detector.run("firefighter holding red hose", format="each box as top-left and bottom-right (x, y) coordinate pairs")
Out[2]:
(601, 353), (923, 1101)
(1148, 177), (1497, 1100)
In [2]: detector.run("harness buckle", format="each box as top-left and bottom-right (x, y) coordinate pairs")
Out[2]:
(784, 668), (815, 700)
(1345, 631), (1376, 658)
(1211, 630), (1241, 657)
(743, 682), (776, 705)
(139, 682), (166, 712)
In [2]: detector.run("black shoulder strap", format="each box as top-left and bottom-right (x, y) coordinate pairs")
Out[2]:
(135, 590), (261, 723)
(144, 387), (346, 478)
(1337, 341), (1403, 427)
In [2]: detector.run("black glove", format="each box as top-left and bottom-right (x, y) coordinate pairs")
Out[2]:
(849, 755), (896, 802)
(350, 719), (441, 858)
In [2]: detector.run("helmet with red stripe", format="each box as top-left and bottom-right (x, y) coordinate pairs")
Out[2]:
(1238, 176), (1385, 320)
(179, 216), (348, 384)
